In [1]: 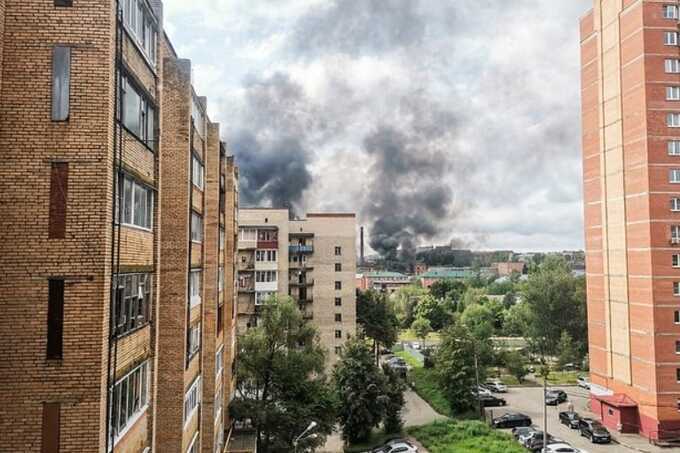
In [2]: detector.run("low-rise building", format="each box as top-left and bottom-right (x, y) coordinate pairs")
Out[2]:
(419, 266), (497, 288)
(494, 262), (526, 277)
(357, 271), (413, 293)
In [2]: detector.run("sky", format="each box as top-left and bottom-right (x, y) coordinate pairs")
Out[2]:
(162, 0), (593, 254)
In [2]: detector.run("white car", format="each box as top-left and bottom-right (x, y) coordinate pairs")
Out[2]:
(371, 439), (418, 453)
(576, 377), (590, 390)
(412, 342), (421, 350)
(541, 443), (585, 453)
(485, 381), (508, 393)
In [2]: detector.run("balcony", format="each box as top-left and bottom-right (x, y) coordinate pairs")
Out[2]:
(289, 279), (314, 287)
(237, 283), (254, 293)
(289, 244), (314, 254)
(298, 296), (313, 304)
(257, 240), (278, 249)
(238, 259), (255, 272)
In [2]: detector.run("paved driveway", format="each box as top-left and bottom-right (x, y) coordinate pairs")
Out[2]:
(490, 386), (668, 453)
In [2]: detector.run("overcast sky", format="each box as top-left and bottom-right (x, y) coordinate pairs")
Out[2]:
(163, 0), (592, 253)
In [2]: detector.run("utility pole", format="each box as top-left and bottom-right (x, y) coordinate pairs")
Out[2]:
(540, 364), (549, 452)
(474, 349), (482, 418)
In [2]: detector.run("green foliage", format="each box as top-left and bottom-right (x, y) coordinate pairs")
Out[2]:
(357, 289), (399, 351)
(408, 420), (526, 453)
(429, 278), (466, 301)
(334, 339), (388, 444)
(433, 322), (479, 414)
(460, 304), (494, 341)
(381, 364), (407, 434)
(413, 295), (452, 331)
(502, 302), (532, 337)
(411, 316), (433, 343)
(395, 350), (423, 368)
(503, 350), (529, 384)
(231, 296), (336, 453)
(487, 279), (515, 295)
(556, 330), (579, 370)
(409, 368), (453, 416)
(391, 285), (428, 328)
(459, 287), (486, 312)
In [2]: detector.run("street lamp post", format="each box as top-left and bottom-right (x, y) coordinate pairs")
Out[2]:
(293, 421), (318, 453)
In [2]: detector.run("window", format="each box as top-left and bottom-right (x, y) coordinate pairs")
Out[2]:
(188, 322), (201, 359)
(214, 383), (224, 421)
(335, 281), (342, 290)
(192, 97), (206, 138)
(184, 376), (201, 426)
(117, 173), (153, 229)
(676, 341), (680, 354)
(335, 297), (342, 307)
(671, 169), (680, 183)
(674, 254), (680, 268)
(54, 0), (73, 5)
(255, 291), (274, 305)
(673, 225), (680, 243)
(51, 46), (71, 121)
(335, 246), (342, 256)
(48, 163), (69, 239)
(675, 310), (680, 323)
(191, 212), (203, 243)
(334, 346), (342, 355)
(677, 368), (680, 383)
(256, 250), (277, 262)
(335, 263), (342, 272)
(674, 282), (680, 296)
(192, 154), (204, 190)
(219, 228), (225, 250)
(255, 271), (277, 282)
(121, 0), (157, 64)
(47, 279), (65, 360)
(217, 303), (223, 335)
(121, 76), (155, 148)
(113, 274), (152, 336)
(335, 313), (342, 322)
(668, 87), (680, 101)
(239, 228), (257, 241)
(666, 31), (679, 45)
(190, 270), (202, 307)
(668, 113), (680, 127)
(216, 345), (224, 378)
(670, 141), (680, 156)
(41, 402), (60, 453)
(218, 266), (224, 292)
(187, 431), (199, 453)
(673, 199), (680, 212)
(665, 5), (679, 19)
(335, 330), (342, 339)
(667, 59), (680, 73)
(109, 361), (149, 444)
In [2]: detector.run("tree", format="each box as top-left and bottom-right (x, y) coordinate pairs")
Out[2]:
(429, 278), (466, 301)
(414, 294), (452, 330)
(412, 316), (432, 346)
(556, 331), (578, 370)
(391, 285), (428, 328)
(459, 287), (486, 312)
(504, 350), (529, 384)
(357, 290), (399, 362)
(460, 303), (494, 342)
(502, 302), (531, 337)
(230, 296), (336, 453)
(334, 339), (389, 444)
(502, 291), (517, 309)
(434, 322), (479, 414)
(381, 364), (407, 434)
(485, 298), (505, 333)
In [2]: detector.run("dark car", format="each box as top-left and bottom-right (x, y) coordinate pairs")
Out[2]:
(491, 412), (532, 429)
(385, 357), (408, 378)
(579, 418), (611, 444)
(479, 394), (506, 407)
(525, 432), (557, 452)
(511, 425), (535, 440)
(558, 411), (581, 429)
(545, 390), (568, 406)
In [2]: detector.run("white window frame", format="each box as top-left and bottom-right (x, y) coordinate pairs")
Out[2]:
(255, 291), (274, 305)
(674, 254), (680, 268)
(666, 31), (679, 46)
(190, 269), (202, 307)
(255, 271), (277, 283)
(670, 140), (680, 156)
(191, 96), (206, 138)
(183, 376), (201, 427)
(668, 113), (680, 127)
(214, 382), (223, 422)
(121, 0), (158, 67)
(673, 225), (680, 243)
(675, 310), (680, 324)
(191, 212), (203, 243)
(673, 198), (680, 212)
(188, 322), (201, 358)
(665, 5), (679, 19)
(108, 361), (150, 448)
(675, 282), (680, 296)
(216, 345), (224, 378)
(239, 228), (257, 241)
(117, 173), (154, 230)
(187, 430), (199, 453)
(667, 59), (680, 74)
(668, 87), (680, 101)
(192, 154), (204, 190)
(671, 169), (680, 183)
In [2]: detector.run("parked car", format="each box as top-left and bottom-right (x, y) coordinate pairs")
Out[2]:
(386, 357), (408, 378)
(484, 381), (508, 393)
(545, 389), (568, 406)
(479, 394), (506, 407)
(558, 411), (581, 429)
(492, 412), (532, 429)
(412, 342), (421, 350)
(576, 376), (590, 390)
(474, 385), (493, 397)
(540, 443), (582, 453)
(371, 438), (418, 453)
(579, 418), (611, 444)
(511, 425), (535, 440)
(526, 433), (560, 452)
(519, 429), (540, 446)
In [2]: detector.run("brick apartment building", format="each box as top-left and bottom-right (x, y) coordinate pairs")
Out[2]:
(581, 0), (680, 439)
(236, 209), (357, 364)
(0, 1), (239, 452)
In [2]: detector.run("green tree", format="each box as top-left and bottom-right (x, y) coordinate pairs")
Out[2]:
(231, 297), (336, 453)
(414, 294), (452, 330)
(391, 285), (427, 328)
(459, 287), (486, 312)
(434, 322), (479, 414)
(381, 364), (407, 434)
(334, 339), (388, 444)
(487, 279), (514, 295)
(357, 290), (399, 362)
(485, 298), (505, 332)
(429, 278), (466, 301)
(502, 302), (532, 337)
(502, 291), (517, 309)
(556, 330), (578, 370)
(504, 350), (529, 384)
(412, 316), (432, 346)
(460, 303), (494, 341)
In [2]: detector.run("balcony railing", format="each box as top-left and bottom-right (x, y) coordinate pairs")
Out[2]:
(257, 240), (278, 249)
(289, 244), (314, 254)
(289, 279), (314, 287)
(238, 260), (255, 271)
(238, 284), (254, 293)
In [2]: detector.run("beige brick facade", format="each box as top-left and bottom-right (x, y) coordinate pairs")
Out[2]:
(237, 209), (357, 365)
(0, 1), (237, 452)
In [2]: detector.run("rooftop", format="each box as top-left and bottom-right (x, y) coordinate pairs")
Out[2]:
(365, 271), (409, 278)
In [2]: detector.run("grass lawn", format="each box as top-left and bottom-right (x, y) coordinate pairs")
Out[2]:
(408, 420), (525, 453)
(399, 329), (441, 343)
(395, 350), (423, 368)
(546, 370), (582, 385)
(409, 367), (453, 417)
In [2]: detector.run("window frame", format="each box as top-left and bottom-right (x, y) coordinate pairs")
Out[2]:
(669, 140), (680, 156)
(674, 281), (680, 297)
(191, 153), (204, 190)
(191, 211), (203, 243)
(665, 5), (679, 19)
(117, 173), (154, 230)
(671, 169), (680, 183)
(120, 0), (158, 68)
(108, 361), (150, 447)
(187, 322), (201, 360)
(667, 59), (680, 74)
(668, 113), (680, 127)
(51, 46), (71, 121)
(666, 31), (679, 46)
(113, 273), (152, 337)
(668, 87), (680, 101)
(190, 269), (202, 307)
(183, 376), (202, 427)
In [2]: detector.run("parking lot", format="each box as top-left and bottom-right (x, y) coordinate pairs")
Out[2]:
(488, 386), (658, 452)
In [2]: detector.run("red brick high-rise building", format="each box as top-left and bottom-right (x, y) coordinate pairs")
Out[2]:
(581, 0), (680, 440)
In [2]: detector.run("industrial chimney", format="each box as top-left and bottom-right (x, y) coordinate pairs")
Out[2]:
(360, 226), (365, 266)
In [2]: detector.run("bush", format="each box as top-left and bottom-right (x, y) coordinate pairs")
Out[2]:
(408, 420), (525, 453)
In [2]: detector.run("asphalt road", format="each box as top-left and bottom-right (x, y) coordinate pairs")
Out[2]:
(489, 386), (643, 452)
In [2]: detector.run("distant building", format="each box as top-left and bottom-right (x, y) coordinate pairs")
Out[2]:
(419, 266), (497, 288)
(494, 262), (526, 277)
(358, 271), (412, 293)
(414, 262), (429, 275)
